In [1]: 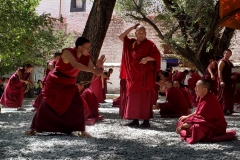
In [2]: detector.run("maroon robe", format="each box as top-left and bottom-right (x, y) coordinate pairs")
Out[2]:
(81, 88), (100, 119)
(177, 92), (227, 144)
(172, 72), (186, 84)
(112, 96), (120, 107)
(121, 36), (161, 120)
(158, 87), (189, 117)
(217, 59), (234, 112)
(0, 68), (31, 108)
(205, 61), (218, 95)
(33, 60), (57, 109)
(90, 75), (104, 103)
(180, 87), (193, 109)
(119, 79), (127, 117)
(30, 48), (90, 133)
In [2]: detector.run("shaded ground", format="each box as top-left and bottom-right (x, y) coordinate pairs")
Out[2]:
(0, 98), (239, 160)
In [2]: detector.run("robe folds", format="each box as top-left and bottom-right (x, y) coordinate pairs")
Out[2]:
(179, 87), (193, 109)
(33, 60), (57, 109)
(90, 75), (104, 103)
(112, 96), (120, 107)
(205, 61), (218, 95)
(119, 79), (127, 118)
(81, 88), (100, 119)
(121, 36), (161, 120)
(217, 59), (234, 112)
(159, 87), (189, 117)
(30, 48), (91, 133)
(0, 68), (31, 108)
(177, 92), (228, 144)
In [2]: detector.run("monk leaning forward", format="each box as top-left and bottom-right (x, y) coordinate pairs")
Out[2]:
(26, 37), (103, 137)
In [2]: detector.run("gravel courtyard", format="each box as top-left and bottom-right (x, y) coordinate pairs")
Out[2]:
(0, 98), (240, 160)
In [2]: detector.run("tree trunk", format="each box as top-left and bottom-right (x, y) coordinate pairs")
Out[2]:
(77, 0), (116, 86)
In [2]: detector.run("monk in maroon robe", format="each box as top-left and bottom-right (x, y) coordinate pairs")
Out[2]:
(172, 70), (187, 84)
(205, 59), (219, 95)
(26, 37), (103, 137)
(176, 79), (231, 144)
(90, 75), (104, 103)
(119, 24), (161, 127)
(218, 49), (236, 114)
(102, 68), (113, 101)
(158, 81), (189, 117)
(32, 52), (61, 111)
(0, 64), (33, 111)
(112, 96), (120, 107)
(173, 81), (193, 110)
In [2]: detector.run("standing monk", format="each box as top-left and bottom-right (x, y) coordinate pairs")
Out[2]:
(32, 52), (61, 111)
(119, 24), (161, 127)
(26, 37), (103, 137)
(205, 57), (219, 95)
(218, 49), (235, 115)
(0, 64), (33, 112)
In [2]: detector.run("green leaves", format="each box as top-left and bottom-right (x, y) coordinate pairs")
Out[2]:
(0, 0), (73, 75)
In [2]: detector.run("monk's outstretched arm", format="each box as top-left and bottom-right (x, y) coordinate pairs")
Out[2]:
(62, 50), (102, 75)
(118, 24), (140, 41)
(47, 62), (55, 71)
(16, 70), (32, 84)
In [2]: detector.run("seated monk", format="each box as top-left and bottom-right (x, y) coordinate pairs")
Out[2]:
(158, 81), (189, 118)
(112, 96), (120, 107)
(173, 80), (193, 111)
(176, 79), (235, 144)
(77, 82), (103, 124)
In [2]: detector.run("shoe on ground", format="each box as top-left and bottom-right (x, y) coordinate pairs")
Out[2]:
(139, 122), (151, 128)
(124, 121), (139, 127)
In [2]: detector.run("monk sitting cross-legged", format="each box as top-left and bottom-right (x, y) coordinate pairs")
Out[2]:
(158, 80), (189, 118)
(173, 80), (193, 111)
(176, 79), (236, 144)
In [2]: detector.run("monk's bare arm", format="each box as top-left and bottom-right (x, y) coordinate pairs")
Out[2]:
(61, 50), (101, 75)
(118, 24), (140, 41)
(139, 57), (155, 64)
(218, 60), (225, 86)
(207, 62), (215, 79)
(16, 70), (27, 83)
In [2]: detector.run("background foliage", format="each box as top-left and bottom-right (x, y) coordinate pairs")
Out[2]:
(0, 0), (74, 75)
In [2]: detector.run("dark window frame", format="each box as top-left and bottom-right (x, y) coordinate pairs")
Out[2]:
(70, 0), (86, 12)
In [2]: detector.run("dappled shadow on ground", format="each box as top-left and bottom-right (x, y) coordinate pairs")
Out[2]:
(0, 99), (240, 159)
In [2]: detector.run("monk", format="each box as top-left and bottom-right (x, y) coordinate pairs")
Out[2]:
(172, 70), (188, 85)
(90, 63), (106, 103)
(26, 37), (103, 137)
(176, 79), (229, 144)
(205, 57), (220, 95)
(158, 81), (189, 117)
(173, 81), (193, 110)
(218, 49), (236, 115)
(119, 24), (161, 127)
(119, 49), (127, 118)
(32, 52), (61, 111)
(0, 64), (33, 112)
(77, 83), (103, 124)
(102, 68), (113, 101)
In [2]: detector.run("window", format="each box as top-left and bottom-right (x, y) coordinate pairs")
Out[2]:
(70, 0), (86, 12)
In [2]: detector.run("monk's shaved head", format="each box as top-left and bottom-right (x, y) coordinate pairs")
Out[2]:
(199, 79), (211, 92)
(136, 25), (146, 31)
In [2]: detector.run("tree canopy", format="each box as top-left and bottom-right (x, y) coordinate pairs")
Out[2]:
(116, 0), (239, 73)
(0, 0), (73, 75)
